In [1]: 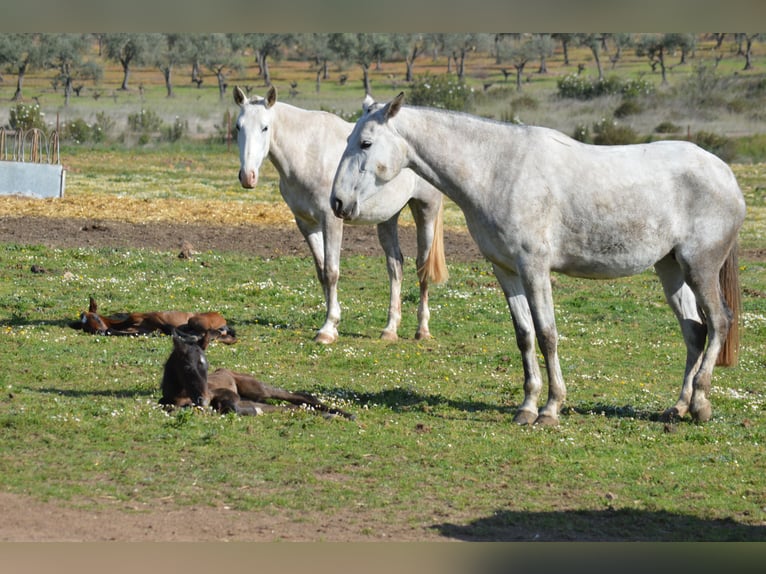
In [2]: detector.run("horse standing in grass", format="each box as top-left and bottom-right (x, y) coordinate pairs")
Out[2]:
(234, 86), (448, 344)
(331, 93), (745, 425)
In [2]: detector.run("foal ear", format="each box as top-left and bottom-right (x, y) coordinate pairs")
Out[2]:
(233, 85), (247, 106)
(265, 85), (277, 109)
(88, 296), (98, 313)
(385, 92), (405, 120)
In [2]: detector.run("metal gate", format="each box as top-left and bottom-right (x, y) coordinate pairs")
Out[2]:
(0, 127), (65, 198)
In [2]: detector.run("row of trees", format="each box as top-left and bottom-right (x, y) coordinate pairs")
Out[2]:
(0, 33), (762, 104)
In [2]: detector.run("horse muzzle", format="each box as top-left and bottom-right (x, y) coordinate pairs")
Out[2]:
(330, 196), (357, 221)
(238, 169), (257, 189)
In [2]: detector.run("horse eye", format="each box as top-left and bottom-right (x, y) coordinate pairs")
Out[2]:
(360, 140), (372, 150)
(262, 126), (268, 133)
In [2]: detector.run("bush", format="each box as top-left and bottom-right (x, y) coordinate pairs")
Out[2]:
(654, 121), (682, 134)
(127, 108), (163, 133)
(9, 103), (47, 132)
(62, 118), (92, 144)
(408, 72), (473, 112)
(691, 130), (736, 163)
(557, 74), (654, 100)
(592, 117), (639, 145)
(614, 99), (642, 118)
(162, 116), (188, 142)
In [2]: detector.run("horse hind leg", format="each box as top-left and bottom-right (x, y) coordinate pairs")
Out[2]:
(655, 255), (707, 421)
(410, 199), (448, 341)
(684, 255), (736, 422)
(376, 216), (404, 341)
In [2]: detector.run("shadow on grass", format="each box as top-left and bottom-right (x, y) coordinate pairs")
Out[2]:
(36, 387), (151, 400)
(434, 507), (766, 542)
(316, 385), (517, 416)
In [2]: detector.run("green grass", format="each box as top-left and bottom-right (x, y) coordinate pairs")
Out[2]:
(0, 238), (764, 540)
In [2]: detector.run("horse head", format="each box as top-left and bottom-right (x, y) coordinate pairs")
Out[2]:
(71, 296), (110, 334)
(331, 92), (408, 221)
(234, 84), (277, 189)
(160, 329), (211, 408)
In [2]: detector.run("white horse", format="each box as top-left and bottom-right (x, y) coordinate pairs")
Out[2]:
(234, 86), (447, 344)
(331, 93), (745, 425)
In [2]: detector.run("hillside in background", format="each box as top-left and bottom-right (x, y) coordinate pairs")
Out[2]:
(1, 33), (765, 160)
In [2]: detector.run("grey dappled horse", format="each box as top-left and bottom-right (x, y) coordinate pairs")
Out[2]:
(331, 93), (745, 426)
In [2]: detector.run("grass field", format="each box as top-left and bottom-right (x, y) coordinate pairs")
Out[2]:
(0, 142), (764, 540)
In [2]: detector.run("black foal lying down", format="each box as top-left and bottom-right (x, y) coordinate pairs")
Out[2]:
(159, 330), (354, 420)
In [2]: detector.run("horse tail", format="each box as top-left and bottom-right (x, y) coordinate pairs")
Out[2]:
(418, 202), (449, 285)
(717, 243), (741, 367)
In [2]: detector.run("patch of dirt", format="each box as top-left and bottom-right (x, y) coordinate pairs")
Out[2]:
(0, 215), (483, 262)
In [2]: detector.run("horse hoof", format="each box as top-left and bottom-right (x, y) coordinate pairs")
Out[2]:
(314, 332), (337, 345)
(414, 329), (431, 341)
(380, 330), (398, 342)
(534, 414), (559, 427)
(660, 407), (682, 423)
(513, 410), (538, 425)
(690, 402), (712, 423)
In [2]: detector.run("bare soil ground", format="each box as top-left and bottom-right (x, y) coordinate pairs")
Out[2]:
(0, 215), (483, 542)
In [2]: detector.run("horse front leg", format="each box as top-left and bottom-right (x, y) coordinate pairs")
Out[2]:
(376, 216), (404, 341)
(315, 216), (343, 344)
(295, 217), (339, 344)
(519, 264), (566, 426)
(494, 266), (544, 425)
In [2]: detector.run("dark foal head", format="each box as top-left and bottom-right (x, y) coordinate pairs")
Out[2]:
(160, 330), (211, 408)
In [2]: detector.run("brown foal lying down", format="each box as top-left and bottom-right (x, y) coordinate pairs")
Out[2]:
(159, 330), (355, 420)
(71, 297), (237, 344)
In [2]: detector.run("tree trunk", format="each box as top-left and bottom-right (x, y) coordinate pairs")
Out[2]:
(744, 37), (754, 70)
(262, 56), (272, 87)
(13, 64), (26, 101)
(163, 66), (173, 97)
(515, 62), (526, 91)
(217, 70), (226, 100)
(591, 46), (603, 80)
(120, 57), (130, 90)
(362, 64), (372, 94)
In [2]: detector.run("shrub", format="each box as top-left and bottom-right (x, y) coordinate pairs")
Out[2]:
(127, 108), (163, 133)
(592, 117), (639, 145)
(573, 123), (591, 143)
(91, 111), (115, 143)
(408, 72), (473, 112)
(162, 116), (188, 142)
(557, 74), (654, 100)
(62, 118), (91, 144)
(614, 99), (642, 118)
(654, 121), (682, 134)
(9, 103), (47, 132)
(691, 130), (736, 163)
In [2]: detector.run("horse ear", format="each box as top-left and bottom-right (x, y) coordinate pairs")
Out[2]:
(234, 85), (247, 106)
(88, 296), (98, 313)
(362, 93), (375, 115)
(266, 85), (277, 108)
(385, 92), (405, 120)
